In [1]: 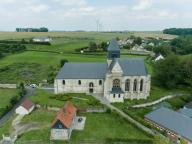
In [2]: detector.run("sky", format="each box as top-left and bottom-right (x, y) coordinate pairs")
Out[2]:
(0, 0), (192, 31)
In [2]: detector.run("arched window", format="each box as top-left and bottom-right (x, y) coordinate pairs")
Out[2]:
(113, 94), (115, 98)
(133, 79), (137, 92)
(89, 82), (94, 88)
(99, 80), (102, 85)
(125, 79), (130, 91)
(140, 79), (144, 91)
(113, 79), (120, 88)
(78, 80), (81, 85)
(118, 94), (121, 98)
(62, 80), (65, 85)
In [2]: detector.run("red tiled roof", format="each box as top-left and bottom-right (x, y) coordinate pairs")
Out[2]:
(51, 102), (77, 129)
(21, 99), (34, 111)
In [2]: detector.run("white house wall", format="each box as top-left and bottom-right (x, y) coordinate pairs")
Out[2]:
(51, 129), (69, 140)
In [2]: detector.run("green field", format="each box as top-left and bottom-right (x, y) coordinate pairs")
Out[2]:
(0, 31), (176, 40)
(0, 88), (19, 109)
(16, 110), (152, 144)
(0, 50), (148, 83)
(0, 88), (19, 117)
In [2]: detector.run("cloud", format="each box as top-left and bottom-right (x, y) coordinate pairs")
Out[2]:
(53, 0), (87, 6)
(0, 0), (192, 31)
(28, 4), (49, 13)
(132, 0), (153, 11)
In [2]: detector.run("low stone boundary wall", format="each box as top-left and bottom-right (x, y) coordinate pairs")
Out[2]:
(0, 84), (17, 89)
(36, 104), (106, 113)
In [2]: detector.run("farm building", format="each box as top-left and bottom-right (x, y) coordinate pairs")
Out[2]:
(32, 37), (52, 42)
(15, 99), (35, 115)
(50, 102), (77, 140)
(145, 107), (192, 144)
(54, 39), (151, 103)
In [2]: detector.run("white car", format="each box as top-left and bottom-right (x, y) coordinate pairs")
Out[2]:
(29, 84), (38, 88)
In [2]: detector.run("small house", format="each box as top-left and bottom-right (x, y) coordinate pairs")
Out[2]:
(15, 99), (35, 115)
(50, 102), (77, 140)
(32, 37), (52, 42)
(154, 54), (164, 62)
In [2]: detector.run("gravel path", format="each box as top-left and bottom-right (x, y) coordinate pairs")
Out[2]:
(132, 93), (186, 108)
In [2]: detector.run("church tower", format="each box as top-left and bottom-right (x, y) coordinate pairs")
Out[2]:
(107, 38), (120, 66)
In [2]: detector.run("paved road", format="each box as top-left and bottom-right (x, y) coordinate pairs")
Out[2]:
(91, 94), (155, 135)
(0, 87), (35, 127)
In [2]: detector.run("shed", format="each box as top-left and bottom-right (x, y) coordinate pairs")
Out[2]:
(15, 99), (35, 115)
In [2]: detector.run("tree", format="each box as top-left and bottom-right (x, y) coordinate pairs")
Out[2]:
(60, 59), (68, 67)
(89, 42), (97, 51)
(134, 37), (142, 45)
(153, 45), (172, 56)
(180, 56), (192, 86)
(154, 54), (182, 88)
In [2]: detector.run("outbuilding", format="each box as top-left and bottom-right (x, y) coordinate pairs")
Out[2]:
(15, 99), (35, 115)
(50, 102), (77, 140)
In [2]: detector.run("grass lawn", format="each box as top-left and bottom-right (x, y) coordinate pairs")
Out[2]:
(71, 113), (152, 142)
(16, 112), (152, 144)
(0, 88), (19, 117)
(30, 90), (103, 108)
(0, 116), (15, 137)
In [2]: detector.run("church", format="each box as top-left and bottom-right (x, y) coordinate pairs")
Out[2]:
(54, 39), (151, 103)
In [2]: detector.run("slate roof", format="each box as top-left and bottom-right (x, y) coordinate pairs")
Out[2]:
(145, 107), (192, 142)
(117, 58), (148, 76)
(179, 108), (192, 118)
(56, 62), (108, 79)
(184, 102), (192, 109)
(56, 58), (148, 79)
(21, 99), (34, 111)
(51, 102), (77, 129)
(107, 39), (120, 51)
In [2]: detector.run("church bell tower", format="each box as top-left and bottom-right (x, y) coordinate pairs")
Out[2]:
(107, 38), (120, 66)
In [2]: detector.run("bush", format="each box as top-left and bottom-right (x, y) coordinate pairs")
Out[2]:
(106, 108), (112, 113)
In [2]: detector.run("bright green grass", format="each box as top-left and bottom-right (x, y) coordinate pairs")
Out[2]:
(0, 88), (19, 109)
(71, 113), (151, 142)
(30, 90), (103, 108)
(0, 51), (149, 83)
(0, 115), (15, 136)
(21, 109), (56, 124)
(16, 112), (152, 144)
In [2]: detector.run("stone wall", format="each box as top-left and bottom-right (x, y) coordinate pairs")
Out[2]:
(0, 84), (17, 89)
(54, 79), (104, 94)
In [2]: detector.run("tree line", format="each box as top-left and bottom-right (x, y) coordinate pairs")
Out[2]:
(0, 43), (26, 58)
(16, 27), (49, 32)
(154, 54), (192, 89)
(163, 28), (192, 35)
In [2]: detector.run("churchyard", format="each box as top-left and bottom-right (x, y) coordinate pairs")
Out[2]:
(0, 31), (191, 143)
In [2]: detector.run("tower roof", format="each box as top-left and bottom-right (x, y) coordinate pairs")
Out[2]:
(107, 39), (120, 51)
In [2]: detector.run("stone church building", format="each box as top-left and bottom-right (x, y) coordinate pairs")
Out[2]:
(54, 39), (151, 103)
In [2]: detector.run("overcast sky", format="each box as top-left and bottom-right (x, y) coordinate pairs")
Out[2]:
(0, 0), (192, 31)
